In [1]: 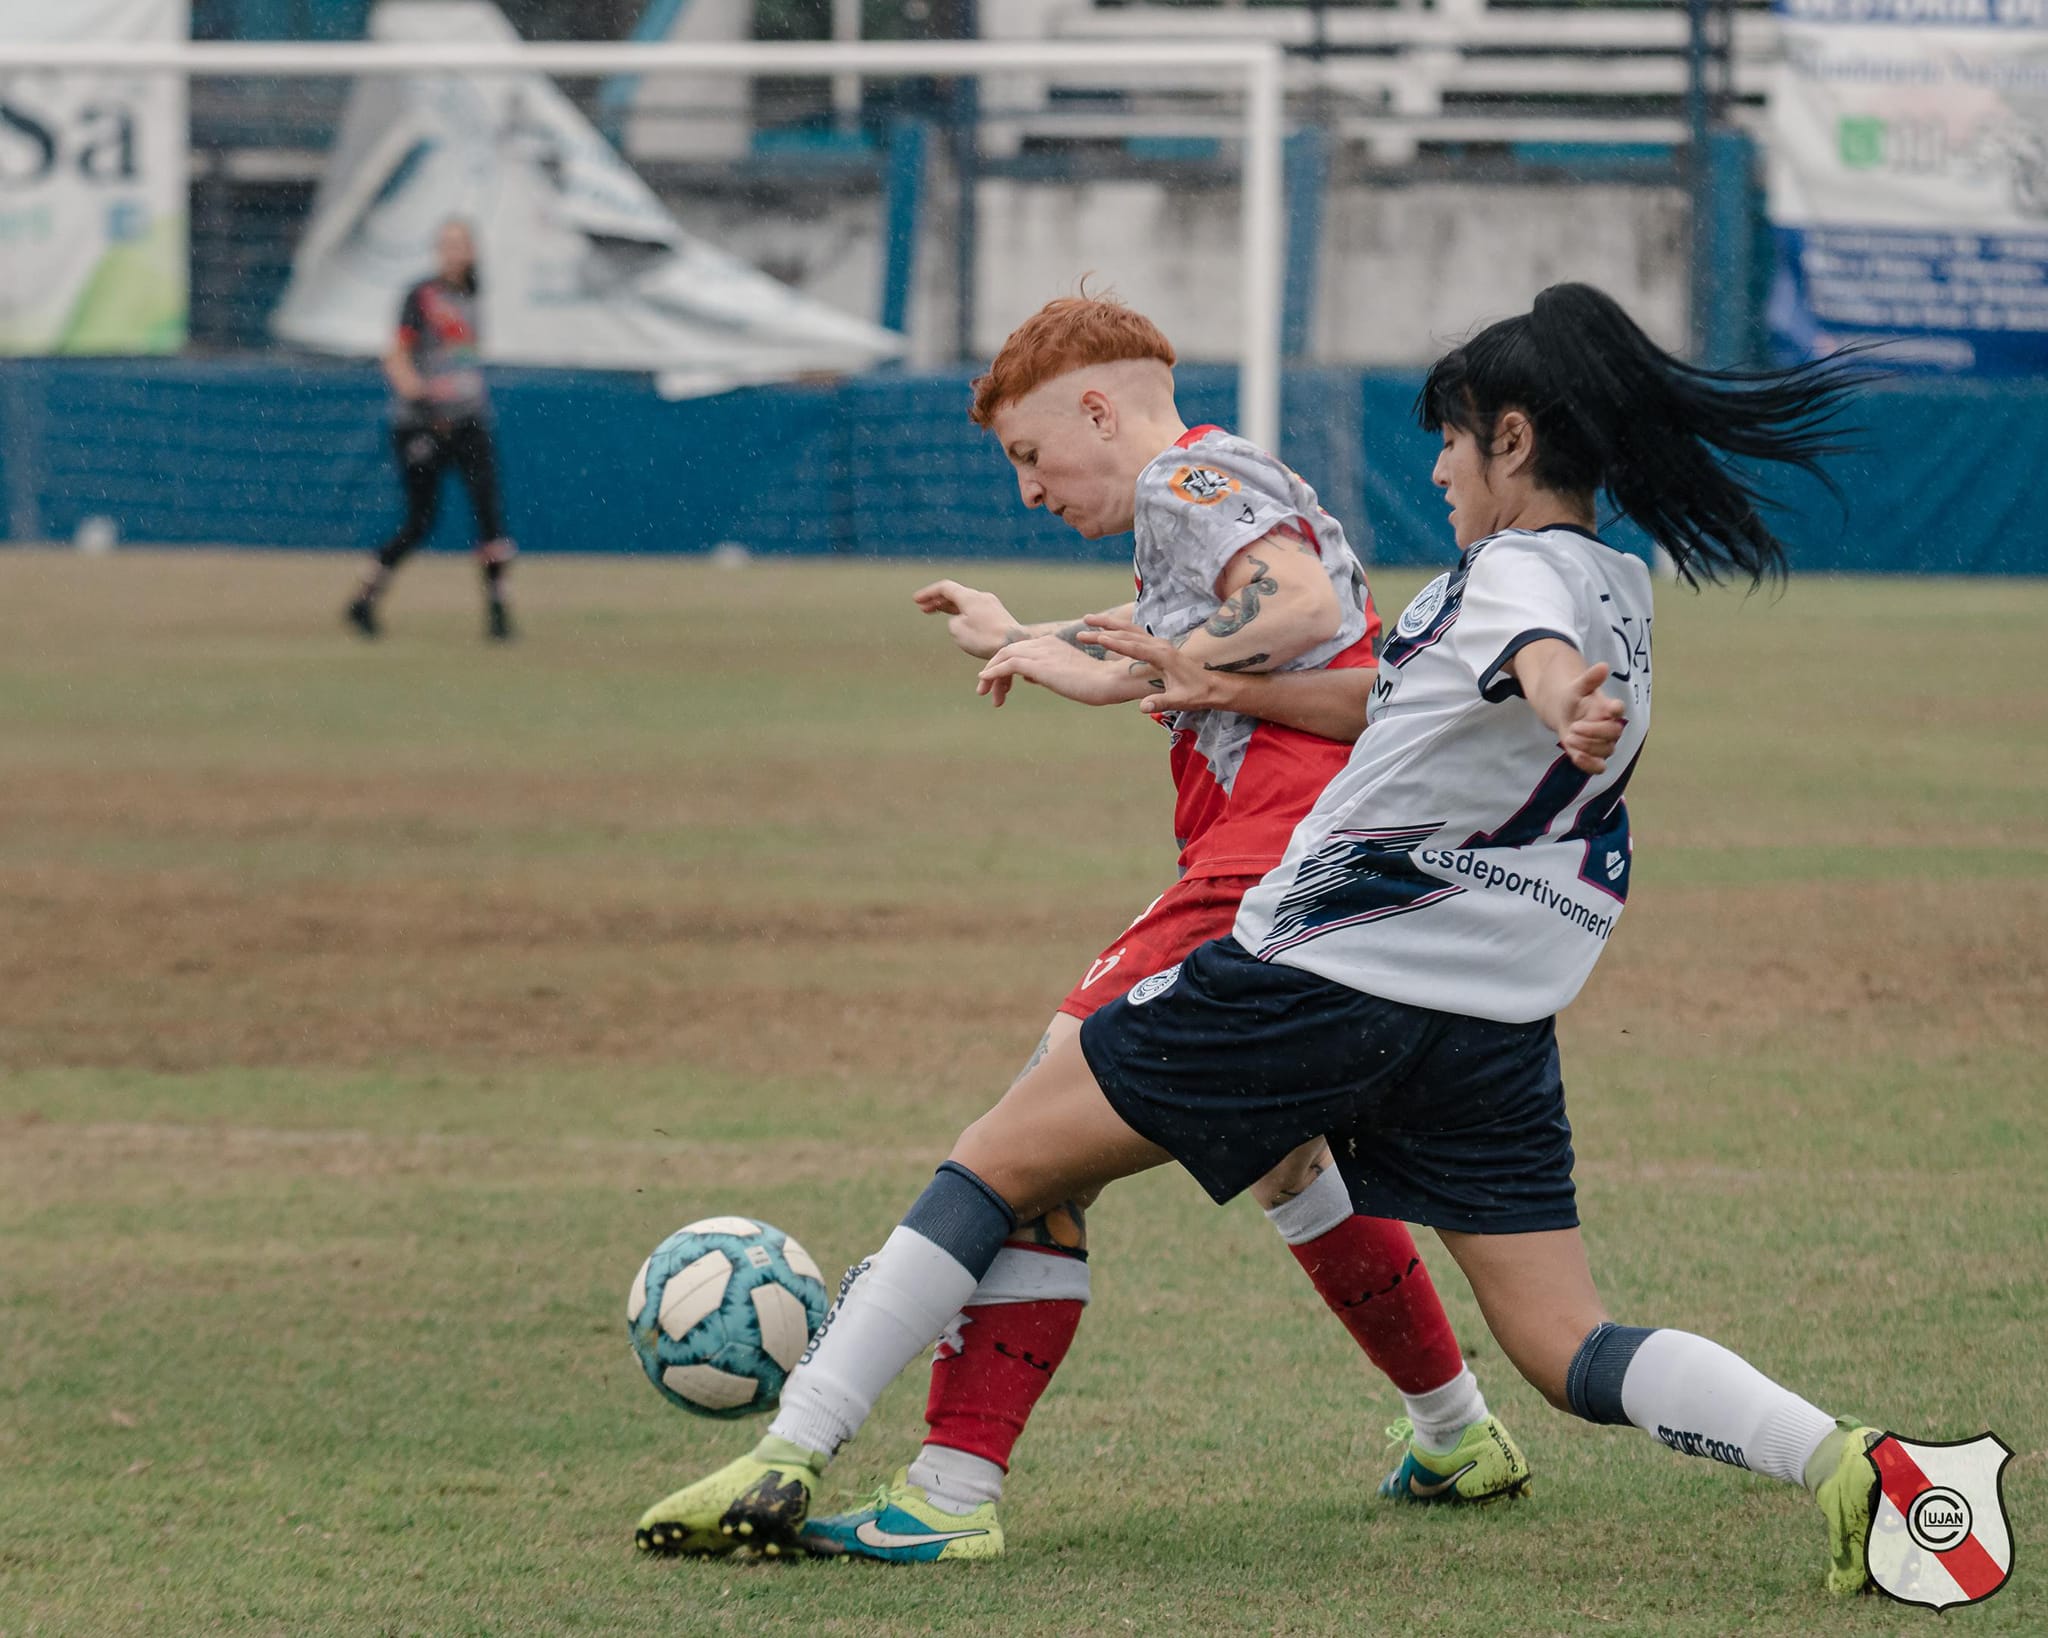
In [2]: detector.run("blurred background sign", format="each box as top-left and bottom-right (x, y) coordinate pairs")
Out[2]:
(1768, 0), (2048, 372)
(0, 0), (189, 354)
(272, 1), (904, 391)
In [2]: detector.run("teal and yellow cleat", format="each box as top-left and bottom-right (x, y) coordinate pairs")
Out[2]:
(800, 1471), (1004, 1563)
(1815, 1422), (1883, 1596)
(635, 1442), (821, 1558)
(1378, 1415), (1533, 1504)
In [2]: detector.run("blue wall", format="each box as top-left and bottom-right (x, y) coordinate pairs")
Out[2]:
(1, 360), (2041, 574)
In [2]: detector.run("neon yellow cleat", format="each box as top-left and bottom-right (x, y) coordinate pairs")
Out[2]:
(1378, 1414), (1534, 1504)
(801, 1470), (1004, 1563)
(1816, 1422), (1883, 1596)
(635, 1443), (820, 1558)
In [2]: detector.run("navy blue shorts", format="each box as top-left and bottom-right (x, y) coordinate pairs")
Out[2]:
(1079, 937), (1578, 1235)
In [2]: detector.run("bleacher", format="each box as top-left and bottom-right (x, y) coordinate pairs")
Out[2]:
(181, 0), (1769, 352)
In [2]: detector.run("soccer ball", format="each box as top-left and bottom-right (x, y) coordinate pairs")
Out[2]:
(626, 1216), (830, 1418)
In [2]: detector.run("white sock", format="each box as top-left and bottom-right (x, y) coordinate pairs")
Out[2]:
(1261, 1163), (1353, 1246)
(907, 1444), (1005, 1514)
(768, 1225), (980, 1462)
(970, 1243), (1092, 1305)
(1402, 1365), (1488, 1453)
(1619, 1329), (1836, 1486)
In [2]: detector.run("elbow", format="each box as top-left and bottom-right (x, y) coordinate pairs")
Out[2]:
(1304, 595), (1343, 648)
(1271, 590), (1343, 664)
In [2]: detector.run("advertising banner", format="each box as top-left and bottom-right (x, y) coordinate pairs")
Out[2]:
(0, 0), (188, 355)
(1769, 0), (2048, 372)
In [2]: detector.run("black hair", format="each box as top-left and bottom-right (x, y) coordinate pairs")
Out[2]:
(1417, 282), (1874, 588)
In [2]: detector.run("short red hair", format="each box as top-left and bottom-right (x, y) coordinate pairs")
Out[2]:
(969, 295), (1177, 427)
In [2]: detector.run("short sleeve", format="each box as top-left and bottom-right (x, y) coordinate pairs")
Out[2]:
(1449, 540), (1586, 702)
(395, 285), (425, 348)
(1134, 439), (1301, 600)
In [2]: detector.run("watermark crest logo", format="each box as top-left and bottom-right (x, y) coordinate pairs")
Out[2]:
(1866, 1432), (2013, 1611)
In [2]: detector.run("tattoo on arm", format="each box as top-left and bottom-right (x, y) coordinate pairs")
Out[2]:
(1203, 555), (1278, 640)
(1053, 619), (1109, 661)
(1204, 653), (1271, 674)
(1010, 1028), (1053, 1088)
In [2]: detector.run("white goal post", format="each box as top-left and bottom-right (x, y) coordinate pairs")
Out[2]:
(0, 37), (1289, 450)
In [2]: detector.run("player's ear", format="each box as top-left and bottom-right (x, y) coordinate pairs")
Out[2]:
(1079, 387), (1118, 440)
(1492, 409), (1536, 478)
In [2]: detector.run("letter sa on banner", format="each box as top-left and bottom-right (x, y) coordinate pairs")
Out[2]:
(1865, 1432), (2014, 1610)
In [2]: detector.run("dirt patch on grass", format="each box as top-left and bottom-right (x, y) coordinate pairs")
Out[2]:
(1575, 875), (2046, 1055)
(5, 858), (2039, 1082)
(0, 864), (1072, 1077)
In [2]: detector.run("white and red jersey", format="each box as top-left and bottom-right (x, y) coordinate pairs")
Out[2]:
(1131, 426), (1379, 879)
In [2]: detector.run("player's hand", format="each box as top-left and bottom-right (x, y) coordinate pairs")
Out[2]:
(1558, 662), (1627, 773)
(976, 634), (1150, 709)
(913, 579), (1020, 660)
(1078, 614), (1221, 715)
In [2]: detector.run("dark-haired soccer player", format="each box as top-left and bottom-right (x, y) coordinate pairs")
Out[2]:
(670, 295), (1527, 1564)
(638, 283), (1895, 1599)
(345, 219), (516, 642)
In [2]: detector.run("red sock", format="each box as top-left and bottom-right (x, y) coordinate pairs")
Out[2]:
(922, 1298), (1084, 1471)
(1289, 1214), (1464, 1394)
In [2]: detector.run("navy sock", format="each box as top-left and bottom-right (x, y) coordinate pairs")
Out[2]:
(1565, 1321), (1658, 1425)
(900, 1161), (1017, 1282)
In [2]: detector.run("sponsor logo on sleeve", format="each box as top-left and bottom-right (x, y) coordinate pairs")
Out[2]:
(1169, 465), (1241, 507)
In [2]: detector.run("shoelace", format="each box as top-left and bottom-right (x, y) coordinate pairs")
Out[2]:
(858, 1483), (898, 1517)
(1383, 1416), (1417, 1453)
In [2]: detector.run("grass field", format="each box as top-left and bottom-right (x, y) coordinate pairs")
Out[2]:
(2, 551), (2044, 1638)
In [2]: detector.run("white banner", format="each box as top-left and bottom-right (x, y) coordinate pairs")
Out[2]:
(0, 0), (188, 354)
(1768, 0), (2048, 371)
(273, 1), (903, 389)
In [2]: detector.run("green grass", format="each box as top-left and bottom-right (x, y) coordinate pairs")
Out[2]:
(1, 553), (2044, 1636)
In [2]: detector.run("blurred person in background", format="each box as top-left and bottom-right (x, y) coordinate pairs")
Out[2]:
(345, 220), (517, 642)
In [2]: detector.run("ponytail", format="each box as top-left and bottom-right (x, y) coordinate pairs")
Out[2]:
(1417, 283), (1875, 588)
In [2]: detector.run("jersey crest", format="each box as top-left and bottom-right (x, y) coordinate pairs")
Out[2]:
(1380, 566), (1467, 668)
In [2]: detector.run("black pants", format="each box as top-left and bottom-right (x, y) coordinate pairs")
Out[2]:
(377, 417), (507, 566)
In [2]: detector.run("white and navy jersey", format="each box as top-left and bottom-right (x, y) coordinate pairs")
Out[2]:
(1130, 426), (1378, 879)
(1233, 525), (1654, 1023)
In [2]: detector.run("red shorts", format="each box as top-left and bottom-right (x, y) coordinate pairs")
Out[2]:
(1058, 874), (1262, 1022)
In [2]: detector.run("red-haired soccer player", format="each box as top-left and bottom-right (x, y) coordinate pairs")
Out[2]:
(785, 297), (1528, 1562)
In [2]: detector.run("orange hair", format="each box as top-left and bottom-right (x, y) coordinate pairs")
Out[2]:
(969, 295), (1177, 427)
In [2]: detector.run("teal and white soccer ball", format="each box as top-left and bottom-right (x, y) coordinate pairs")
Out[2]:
(626, 1216), (830, 1418)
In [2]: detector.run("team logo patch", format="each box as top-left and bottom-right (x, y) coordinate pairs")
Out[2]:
(1125, 963), (1183, 1005)
(1396, 572), (1452, 638)
(1866, 1432), (2013, 1610)
(1169, 465), (1240, 507)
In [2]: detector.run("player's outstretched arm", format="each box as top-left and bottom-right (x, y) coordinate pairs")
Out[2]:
(1509, 640), (1627, 773)
(1083, 619), (1375, 741)
(914, 579), (1135, 661)
(974, 630), (1155, 708)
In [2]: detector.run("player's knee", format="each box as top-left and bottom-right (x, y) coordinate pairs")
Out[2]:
(1007, 1194), (1091, 1256)
(1248, 1140), (1334, 1210)
(1494, 1321), (1596, 1414)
